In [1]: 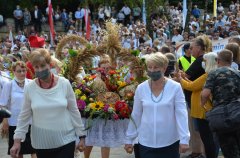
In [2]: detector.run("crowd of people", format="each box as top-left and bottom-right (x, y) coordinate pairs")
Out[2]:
(0, 1), (240, 158)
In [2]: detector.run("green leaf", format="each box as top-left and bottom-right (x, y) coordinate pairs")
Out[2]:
(69, 49), (77, 57)
(131, 50), (140, 56)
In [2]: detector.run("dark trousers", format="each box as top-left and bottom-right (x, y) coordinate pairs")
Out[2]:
(124, 14), (130, 26)
(139, 141), (179, 158)
(196, 118), (219, 158)
(14, 18), (23, 33)
(217, 130), (240, 158)
(35, 141), (75, 158)
(33, 19), (42, 33)
(134, 143), (140, 158)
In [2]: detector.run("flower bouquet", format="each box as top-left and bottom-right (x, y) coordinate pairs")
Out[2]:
(73, 67), (135, 121)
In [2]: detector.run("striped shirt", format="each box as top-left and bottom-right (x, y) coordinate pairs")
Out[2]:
(14, 77), (86, 149)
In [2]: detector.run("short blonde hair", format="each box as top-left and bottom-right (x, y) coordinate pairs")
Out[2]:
(145, 52), (169, 68)
(30, 48), (51, 66)
(12, 61), (26, 71)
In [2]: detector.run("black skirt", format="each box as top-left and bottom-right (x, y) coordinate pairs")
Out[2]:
(8, 126), (35, 155)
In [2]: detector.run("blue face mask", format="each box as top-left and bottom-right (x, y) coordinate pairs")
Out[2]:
(35, 69), (50, 80)
(147, 71), (162, 81)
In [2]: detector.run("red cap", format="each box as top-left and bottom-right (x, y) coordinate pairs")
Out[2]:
(28, 36), (45, 48)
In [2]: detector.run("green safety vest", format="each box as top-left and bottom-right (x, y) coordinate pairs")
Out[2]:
(178, 56), (196, 72)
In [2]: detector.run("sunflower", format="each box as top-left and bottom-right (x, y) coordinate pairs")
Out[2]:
(90, 101), (104, 111)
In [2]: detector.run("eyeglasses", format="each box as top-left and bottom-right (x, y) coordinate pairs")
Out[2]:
(15, 69), (26, 73)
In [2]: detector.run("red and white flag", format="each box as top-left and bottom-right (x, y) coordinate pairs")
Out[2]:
(84, 9), (91, 40)
(48, 0), (55, 46)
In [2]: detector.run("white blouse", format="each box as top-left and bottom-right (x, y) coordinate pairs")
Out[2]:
(0, 78), (31, 126)
(14, 77), (86, 149)
(125, 79), (190, 148)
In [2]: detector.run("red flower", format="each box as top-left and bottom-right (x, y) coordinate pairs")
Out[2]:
(113, 113), (119, 120)
(119, 105), (132, 118)
(108, 70), (117, 75)
(115, 101), (127, 111)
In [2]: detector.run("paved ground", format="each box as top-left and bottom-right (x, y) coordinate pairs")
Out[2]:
(0, 137), (193, 158)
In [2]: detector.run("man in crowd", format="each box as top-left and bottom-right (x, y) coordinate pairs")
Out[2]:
(13, 5), (23, 33)
(201, 49), (240, 158)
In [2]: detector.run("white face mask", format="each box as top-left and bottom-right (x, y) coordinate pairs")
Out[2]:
(201, 61), (206, 70)
(50, 68), (58, 75)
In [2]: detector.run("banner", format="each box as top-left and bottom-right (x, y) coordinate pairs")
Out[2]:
(213, 0), (217, 17)
(84, 9), (91, 40)
(142, 0), (147, 25)
(48, 0), (55, 46)
(182, 0), (187, 29)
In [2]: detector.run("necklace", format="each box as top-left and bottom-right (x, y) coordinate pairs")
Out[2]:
(150, 78), (166, 103)
(38, 73), (54, 89)
(15, 80), (25, 88)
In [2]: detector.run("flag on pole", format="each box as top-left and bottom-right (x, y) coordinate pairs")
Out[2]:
(182, 0), (188, 29)
(8, 27), (14, 50)
(48, 0), (55, 46)
(213, 0), (217, 17)
(84, 9), (91, 40)
(142, 0), (147, 25)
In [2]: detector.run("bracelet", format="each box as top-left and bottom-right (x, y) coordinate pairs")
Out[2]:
(79, 135), (86, 139)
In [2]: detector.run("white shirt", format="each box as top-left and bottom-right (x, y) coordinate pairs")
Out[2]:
(121, 6), (131, 15)
(75, 10), (84, 19)
(172, 34), (184, 43)
(0, 72), (10, 96)
(0, 79), (31, 126)
(0, 15), (3, 23)
(34, 10), (38, 19)
(14, 77), (86, 149)
(217, 6), (224, 12)
(229, 4), (236, 12)
(15, 34), (26, 43)
(125, 79), (190, 147)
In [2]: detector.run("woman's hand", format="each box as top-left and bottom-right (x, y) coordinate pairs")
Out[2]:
(124, 144), (133, 154)
(179, 144), (189, 153)
(76, 138), (86, 152)
(1, 118), (9, 138)
(10, 140), (21, 158)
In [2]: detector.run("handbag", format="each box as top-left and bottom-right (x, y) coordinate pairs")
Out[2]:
(205, 68), (240, 133)
(0, 107), (11, 118)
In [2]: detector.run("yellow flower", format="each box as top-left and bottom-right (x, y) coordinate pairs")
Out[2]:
(90, 103), (96, 109)
(90, 101), (104, 111)
(96, 101), (104, 107)
(75, 89), (82, 98)
(80, 95), (87, 101)
(81, 80), (86, 84)
(119, 82), (127, 88)
(117, 81), (122, 86)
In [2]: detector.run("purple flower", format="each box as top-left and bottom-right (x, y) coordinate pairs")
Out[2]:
(103, 104), (110, 112)
(77, 100), (86, 110)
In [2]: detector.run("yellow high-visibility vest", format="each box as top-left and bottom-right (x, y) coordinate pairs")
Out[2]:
(179, 56), (196, 72)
